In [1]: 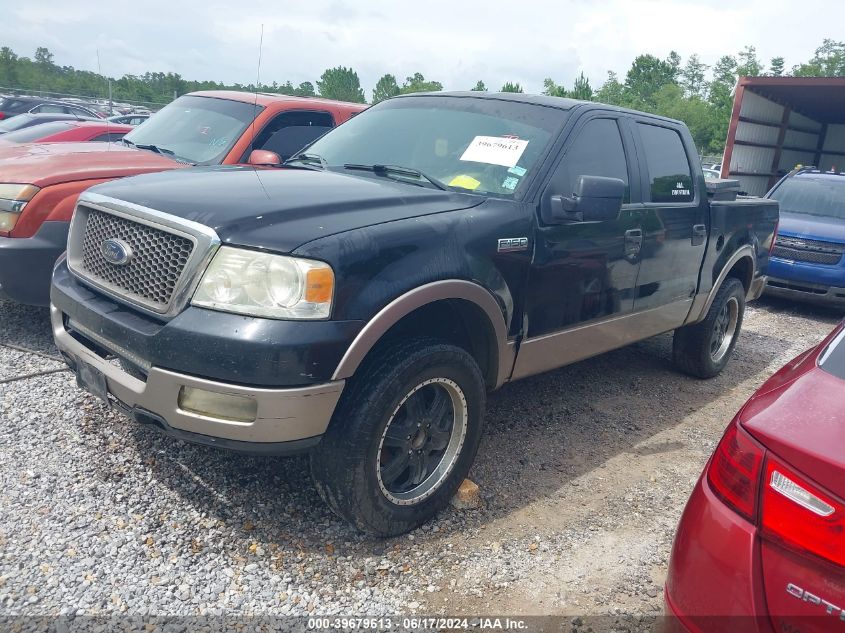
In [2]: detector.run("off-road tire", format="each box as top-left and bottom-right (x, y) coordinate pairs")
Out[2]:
(310, 337), (485, 536)
(673, 277), (746, 379)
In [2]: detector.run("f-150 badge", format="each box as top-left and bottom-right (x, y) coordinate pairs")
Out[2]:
(497, 237), (529, 252)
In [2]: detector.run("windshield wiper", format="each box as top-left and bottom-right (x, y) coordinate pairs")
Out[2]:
(284, 153), (327, 169)
(133, 143), (175, 156)
(342, 164), (447, 191)
(126, 140), (194, 165)
(121, 138), (135, 148)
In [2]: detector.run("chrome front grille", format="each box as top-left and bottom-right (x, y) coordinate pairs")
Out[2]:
(79, 209), (194, 308)
(66, 193), (220, 317)
(772, 236), (845, 266)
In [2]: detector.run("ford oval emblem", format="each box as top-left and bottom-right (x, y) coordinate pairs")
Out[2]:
(100, 238), (133, 266)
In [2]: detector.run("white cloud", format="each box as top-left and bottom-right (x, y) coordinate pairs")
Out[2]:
(1, 0), (840, 100)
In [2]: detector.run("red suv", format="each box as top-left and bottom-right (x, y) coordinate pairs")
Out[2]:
(666, 321), (845, 633)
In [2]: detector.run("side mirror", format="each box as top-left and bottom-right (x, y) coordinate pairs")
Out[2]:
(247, 149), (282, 166)
(546, 175), (625, 224)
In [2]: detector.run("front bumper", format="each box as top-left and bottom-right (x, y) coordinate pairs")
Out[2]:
(52, 304), (345, 453)
(765, 277), (845, 306)
(0, 221), (69, 306)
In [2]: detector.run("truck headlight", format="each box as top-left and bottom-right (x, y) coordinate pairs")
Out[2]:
(0, 184), (40, 231)
(192, 246), (334, 319)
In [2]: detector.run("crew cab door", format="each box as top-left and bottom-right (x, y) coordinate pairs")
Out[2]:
(629, 120), (706, 315)
(513, 114), (643, 378)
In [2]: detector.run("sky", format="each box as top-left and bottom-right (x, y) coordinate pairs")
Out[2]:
(1, 0), (842, 100)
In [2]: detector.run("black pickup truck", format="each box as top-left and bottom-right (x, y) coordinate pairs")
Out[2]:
(51, 92), (779, 535)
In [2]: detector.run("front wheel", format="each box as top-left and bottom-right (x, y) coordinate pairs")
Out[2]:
(310, 338), (485, 536)
(672, 277), (746, 378)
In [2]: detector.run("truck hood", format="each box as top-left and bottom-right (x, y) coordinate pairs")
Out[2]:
(777, 211), (845, 244)
(86, 166), (484, 253)
(0, 141), (181, 187)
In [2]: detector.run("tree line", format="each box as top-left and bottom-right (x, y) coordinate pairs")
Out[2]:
(1, 40), (844, 154)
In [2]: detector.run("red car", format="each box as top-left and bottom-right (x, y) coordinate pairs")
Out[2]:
(0, 120), (133, 144)
(665, 321), (845, 633)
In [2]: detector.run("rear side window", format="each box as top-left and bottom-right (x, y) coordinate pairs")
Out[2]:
(550, 118), (630, 202)
(252, 111), (335, 161)
(820, 329), (845, 380)
(637, 123), (694, 203)
(0, 98), (28, 112)
(35, 104), (65, 114)
(91, 132), (127, 142)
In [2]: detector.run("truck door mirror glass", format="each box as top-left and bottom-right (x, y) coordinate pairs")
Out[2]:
(247, 149), (282, 166)
(547, 175), (625, 223)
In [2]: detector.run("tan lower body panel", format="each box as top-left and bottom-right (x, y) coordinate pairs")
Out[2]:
(51, 305), (344, 443)
(511, 300), (693, 381)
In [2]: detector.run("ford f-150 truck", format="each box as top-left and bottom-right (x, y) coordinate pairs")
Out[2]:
(51, 92), (779, 535)
(0, 91), (365, 305)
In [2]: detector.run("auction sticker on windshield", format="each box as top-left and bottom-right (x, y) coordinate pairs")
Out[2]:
(460, 135), (529, 168)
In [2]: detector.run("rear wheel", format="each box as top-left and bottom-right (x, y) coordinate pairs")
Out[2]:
(310, 338), (485, 536)
(673, 277), (746, 378)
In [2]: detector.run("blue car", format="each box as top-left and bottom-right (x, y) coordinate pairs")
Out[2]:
(765, 167), (845, 307)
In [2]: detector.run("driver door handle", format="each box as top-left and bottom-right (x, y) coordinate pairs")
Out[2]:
(625, 228), (643, 258)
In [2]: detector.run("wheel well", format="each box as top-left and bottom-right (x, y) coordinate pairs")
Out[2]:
(725, 255), (753, 294)
(360, 299), (499, 390)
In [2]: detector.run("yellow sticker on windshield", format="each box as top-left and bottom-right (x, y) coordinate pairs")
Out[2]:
(449, 175), (481, 190)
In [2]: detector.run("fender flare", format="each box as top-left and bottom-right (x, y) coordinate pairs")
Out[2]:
(692, 245), (756, 323)
(331, 280), (512, 387)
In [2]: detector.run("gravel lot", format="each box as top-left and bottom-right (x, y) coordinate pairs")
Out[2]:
(0, 296), (841, 623)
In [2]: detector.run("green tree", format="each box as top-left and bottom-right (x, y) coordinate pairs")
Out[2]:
(624, 54), (679, 108)
(570, 71), (593, 100)
(294, 81), (315, 97)
(666, 51), (682, 80)
(501, 81), (523, 93)
(372, 73), (400, 103)
(34, 46), (54, 67)
(736, 45), (762, 77)
(769, 57), (785, 77)
(400, 72), (443, 94)
(542, 77), (567, 97)
(470, 80), (487, 91)
(681, 54), (708, 98)
(594, 71), (626, 105)
(316, 66), (366, 103)
(793, 39), (845, 76)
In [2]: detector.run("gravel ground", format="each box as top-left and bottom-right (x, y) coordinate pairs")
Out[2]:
(0, 295), (841, 624)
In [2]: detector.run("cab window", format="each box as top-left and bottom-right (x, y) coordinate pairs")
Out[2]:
(637, 123), (694, 203)
(549, 118), (630, 202)
(252, 111), (334, 161)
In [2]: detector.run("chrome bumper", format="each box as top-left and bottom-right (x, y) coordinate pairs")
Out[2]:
(51, 304), (344, 447)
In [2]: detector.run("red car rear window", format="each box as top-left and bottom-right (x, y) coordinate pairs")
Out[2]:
(819, 327), (845, 380)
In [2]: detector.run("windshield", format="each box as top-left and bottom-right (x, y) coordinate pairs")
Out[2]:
(769, 175), (845, 221)
(123, 95), (261, 165)
(0, 121), (74, 142)
(302, 96), (564, 196)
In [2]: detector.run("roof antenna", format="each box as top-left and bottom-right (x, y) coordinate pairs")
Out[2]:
(96, 48), (111, 151)
(247, 23), (264, 159)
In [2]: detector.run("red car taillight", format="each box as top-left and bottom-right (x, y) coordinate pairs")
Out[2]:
(0, 112), (6, 120)
(761, 457), (845, 566)
(706, 421), (765, 522)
